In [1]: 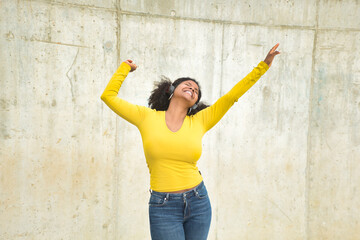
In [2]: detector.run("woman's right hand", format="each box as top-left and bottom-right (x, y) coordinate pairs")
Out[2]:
(124, 59), (137, 72)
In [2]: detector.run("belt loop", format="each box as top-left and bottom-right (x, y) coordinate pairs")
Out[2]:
(194, 188), (199, 196)
(194, 181), (202, 195)
(165, 193), (169, 200)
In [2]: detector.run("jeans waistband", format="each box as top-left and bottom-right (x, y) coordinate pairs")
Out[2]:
(149, 181), (204, 199)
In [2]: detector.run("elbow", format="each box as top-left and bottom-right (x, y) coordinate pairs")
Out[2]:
(100, 93), (107, 102)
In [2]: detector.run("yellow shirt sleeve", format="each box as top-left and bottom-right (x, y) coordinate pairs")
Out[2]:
(101, 62), (150, 127)
(195, 61), (269, 132)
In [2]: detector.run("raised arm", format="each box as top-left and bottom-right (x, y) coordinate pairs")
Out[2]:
(196, 43), (280, 132)
(101, 60), (149, 127)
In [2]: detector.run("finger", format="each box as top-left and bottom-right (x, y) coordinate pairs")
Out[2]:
(270, 51), (280, 56)
(271, 43), (279, 52)
(127, 59), (133, 63)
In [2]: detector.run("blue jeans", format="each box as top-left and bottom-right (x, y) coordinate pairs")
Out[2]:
(148, 181), (212, 240)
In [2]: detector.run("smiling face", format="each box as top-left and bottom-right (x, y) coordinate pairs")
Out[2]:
(173, 80), (199, 107)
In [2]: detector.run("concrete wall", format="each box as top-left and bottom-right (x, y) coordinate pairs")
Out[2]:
(1, 0), (359, 239)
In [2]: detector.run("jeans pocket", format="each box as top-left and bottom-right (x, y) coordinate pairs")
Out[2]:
(148, 194), (168, 207)
(195, 186), (208, 199)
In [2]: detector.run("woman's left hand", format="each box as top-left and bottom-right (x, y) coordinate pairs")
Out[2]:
(264, 43), (281, 67)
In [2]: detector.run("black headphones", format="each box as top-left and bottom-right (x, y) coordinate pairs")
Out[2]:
(188, 103), (198, 114)
(169, 85), (175, 94)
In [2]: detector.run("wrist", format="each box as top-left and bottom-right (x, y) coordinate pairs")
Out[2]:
(261, 60), (270, 70)
(121, 62), (132, 72)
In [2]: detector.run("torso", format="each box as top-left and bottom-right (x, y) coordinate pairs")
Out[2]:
(140, 111), (204, 192)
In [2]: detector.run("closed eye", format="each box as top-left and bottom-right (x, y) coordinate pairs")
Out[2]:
(185, 83), (199, 94)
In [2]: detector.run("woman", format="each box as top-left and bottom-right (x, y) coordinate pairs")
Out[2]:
(101, 44), (280, 240)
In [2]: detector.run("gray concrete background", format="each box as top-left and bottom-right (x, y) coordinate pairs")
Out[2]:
(1, 0), (359, 239)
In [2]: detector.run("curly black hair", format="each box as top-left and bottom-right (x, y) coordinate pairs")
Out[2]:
(148, 76), (209, 116)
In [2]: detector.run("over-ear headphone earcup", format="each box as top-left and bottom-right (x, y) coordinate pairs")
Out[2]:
(168, 85), (175, 100)
(169, 85), (175, 94)
(188, 103), (198, 114)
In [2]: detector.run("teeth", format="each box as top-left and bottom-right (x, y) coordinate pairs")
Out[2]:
(185, 91), (192, 96)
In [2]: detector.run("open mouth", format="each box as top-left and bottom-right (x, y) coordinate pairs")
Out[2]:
(184, 90), (193, 97)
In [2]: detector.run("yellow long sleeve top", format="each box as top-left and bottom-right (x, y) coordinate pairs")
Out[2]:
(101, 61), (269, 192)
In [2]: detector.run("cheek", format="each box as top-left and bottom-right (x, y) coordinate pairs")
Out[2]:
(174, 88), (182, 96)
(195, 95), (199, 102)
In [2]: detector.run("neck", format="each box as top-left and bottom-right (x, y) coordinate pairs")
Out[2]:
(166, 99), (188, 121)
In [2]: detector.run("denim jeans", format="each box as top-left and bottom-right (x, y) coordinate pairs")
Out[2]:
(148, 181), (212, 240)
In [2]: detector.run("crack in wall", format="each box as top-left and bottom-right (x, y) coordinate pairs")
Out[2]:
(264, 196), (293, 223)
(215, 23), (225, 240)
(305, 0), (320, 239)
(66, 48), (79, 103)
(113, 0), (122, 239)
(4, 33), (91, 48)
(31, 38), (90, 48)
